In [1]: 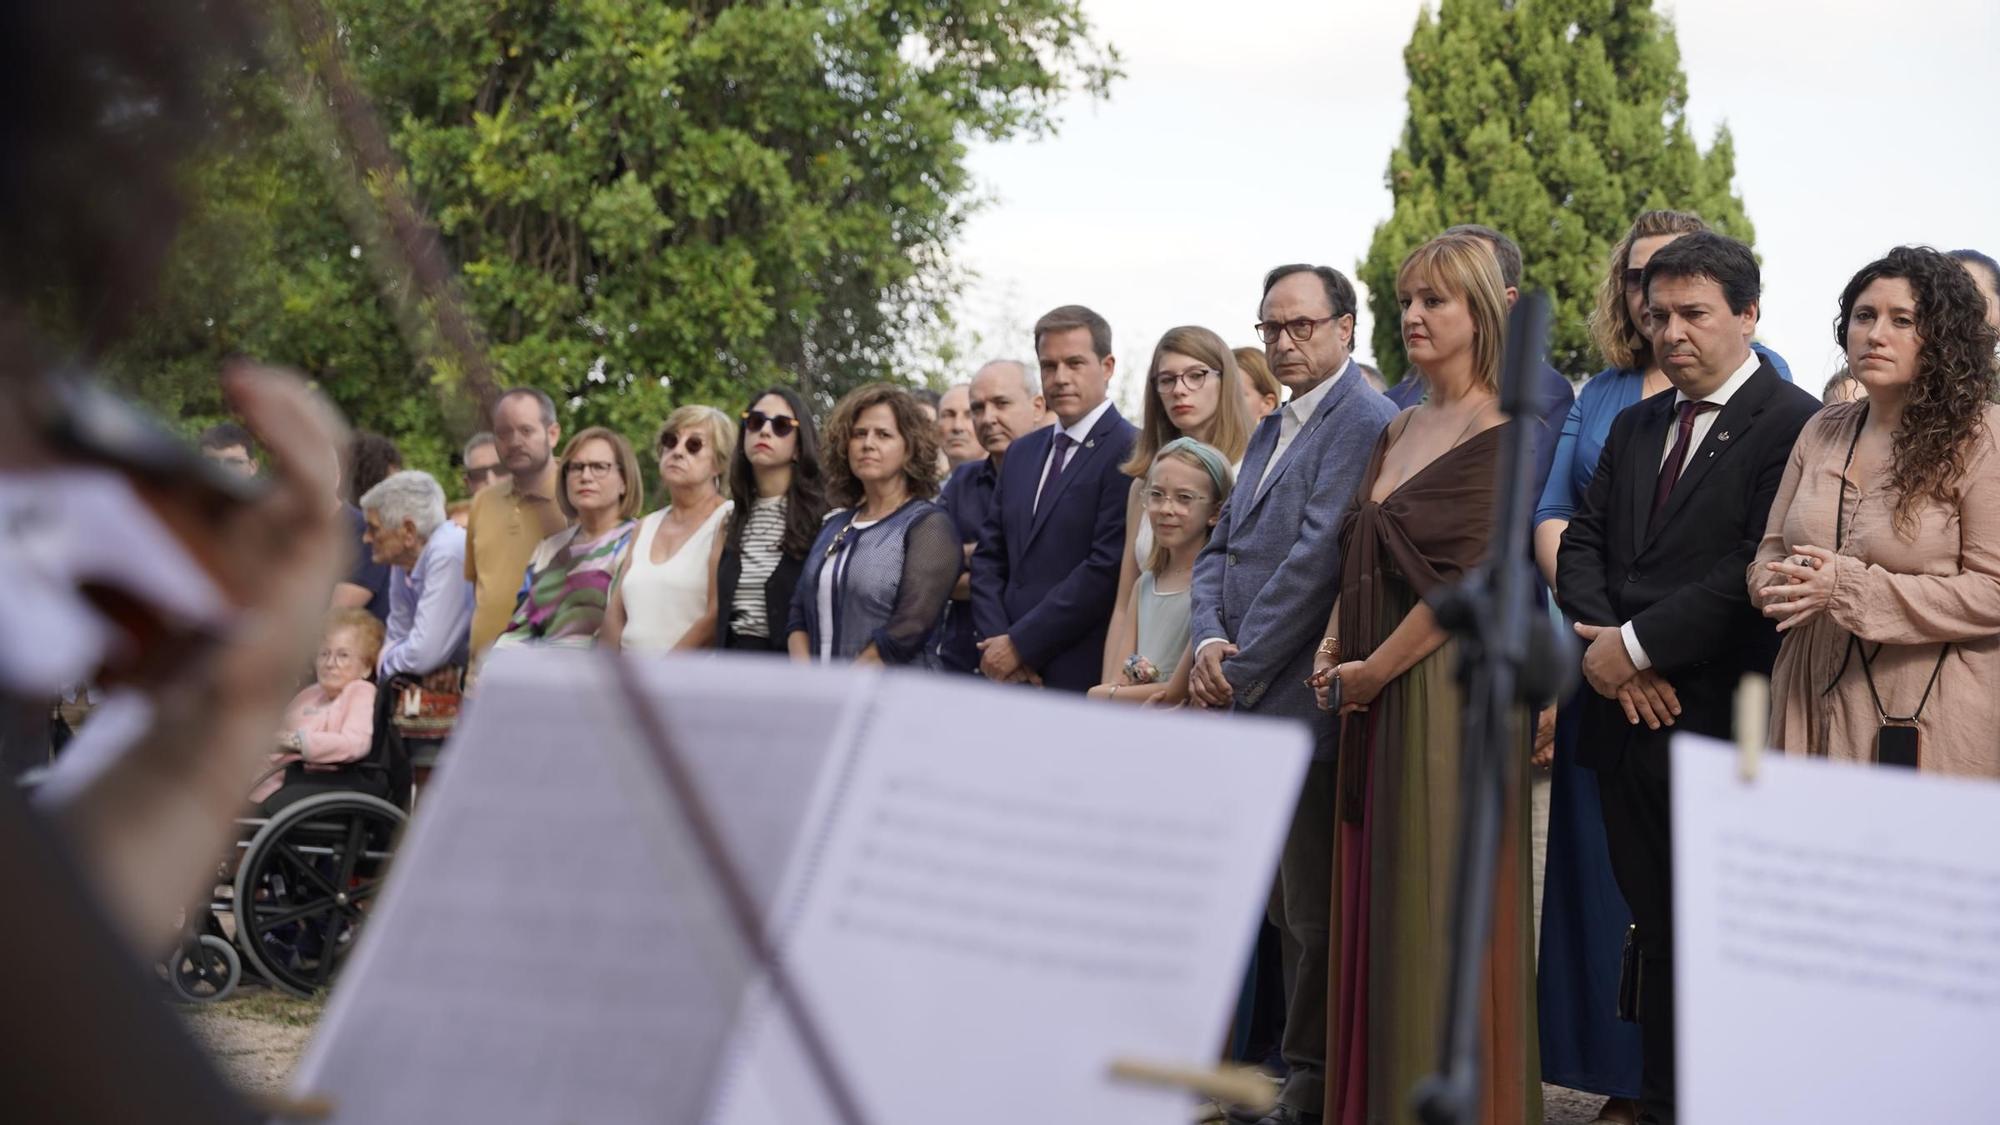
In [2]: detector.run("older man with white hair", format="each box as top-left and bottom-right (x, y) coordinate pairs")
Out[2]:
(360, 470), (474, 679)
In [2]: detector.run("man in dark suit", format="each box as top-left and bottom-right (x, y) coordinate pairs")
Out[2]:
(971, 305), (1138, 692)
(1557, 232), (1819, 1125)
(1190, 264), (1396, 1125)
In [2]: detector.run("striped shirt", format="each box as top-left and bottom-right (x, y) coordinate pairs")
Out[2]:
(728, 496), (788, 639)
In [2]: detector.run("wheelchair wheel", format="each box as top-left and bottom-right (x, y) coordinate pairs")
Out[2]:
(170, 934), (241, 1003)
(234, 791), (405, 997)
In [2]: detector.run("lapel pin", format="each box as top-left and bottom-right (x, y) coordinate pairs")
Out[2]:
(1085, 439), (1095, 449)
(1716, 430), (1731, 441)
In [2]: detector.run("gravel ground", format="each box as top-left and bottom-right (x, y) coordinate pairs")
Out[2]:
(183, 987), (1608, 1122)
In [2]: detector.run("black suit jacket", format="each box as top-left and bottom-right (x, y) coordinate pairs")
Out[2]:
(1556, 361), (1819, 769)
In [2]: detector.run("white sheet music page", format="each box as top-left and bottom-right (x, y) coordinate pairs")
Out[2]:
(707, 671), (1310, 1125)
(1673, 734), (2000, 1122)
(294, 651), (871, 1124)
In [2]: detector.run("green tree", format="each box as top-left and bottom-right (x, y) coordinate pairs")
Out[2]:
(1358, 0), (1754, 384)
(92, 0), (1115, 485)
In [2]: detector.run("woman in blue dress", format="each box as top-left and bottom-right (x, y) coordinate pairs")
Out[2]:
(1532, 210), (1792, 1124)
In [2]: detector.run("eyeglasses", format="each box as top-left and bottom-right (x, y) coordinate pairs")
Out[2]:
(316, 648), (362, 666)
(463, 465), (501, 484)
(1154, 368), (1216, 395)
(565, 459), (619, 479)
(742, 410), (799, 439)
(1254, 316), (1337, 345)
(1622, 268), (1646, 292)
(658, 432), (706, 457)
(1144, 487), (1213, 512)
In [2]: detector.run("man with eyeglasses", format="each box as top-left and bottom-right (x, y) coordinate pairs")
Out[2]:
(463, 386), (570, 657)
(460, 431), (503, 498)
(1190, 264), (1396, 1125)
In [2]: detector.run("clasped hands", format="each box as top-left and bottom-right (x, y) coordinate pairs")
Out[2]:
(1307, 649), (1385, 718)
(977, 634), (1042, 686)
(1573, 622), (1681, 731)
(1752, 544), (1836, 633)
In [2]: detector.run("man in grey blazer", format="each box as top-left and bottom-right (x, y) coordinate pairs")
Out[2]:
(1191, 263), (1396, 1125)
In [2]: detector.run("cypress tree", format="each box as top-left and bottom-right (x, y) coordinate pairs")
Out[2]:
(1358, 0), (1755, 383)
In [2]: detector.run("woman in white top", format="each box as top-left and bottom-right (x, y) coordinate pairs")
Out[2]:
(1101, 325), (1252, 685)
(603, 405), (735, 653)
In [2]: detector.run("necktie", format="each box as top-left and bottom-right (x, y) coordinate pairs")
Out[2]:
(1649, 400), (1717, 531)
(1037, 433), (1077, 514)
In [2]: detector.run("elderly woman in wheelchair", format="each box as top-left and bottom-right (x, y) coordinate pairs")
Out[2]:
(249, 608), (389, 813)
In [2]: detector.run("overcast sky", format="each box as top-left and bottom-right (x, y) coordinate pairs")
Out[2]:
(951, 0), (1999, 405)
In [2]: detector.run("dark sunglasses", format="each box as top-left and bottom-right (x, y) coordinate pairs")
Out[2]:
(463, 465), (501, 483)
(742, 410), (799, 439)
(1622, 267), (1646, 291)
(658, 432), (706, 457)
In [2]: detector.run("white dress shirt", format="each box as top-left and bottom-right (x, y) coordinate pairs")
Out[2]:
(1621, 348), (1763, 670)
(1255, 359), (1349, 496)
(1034, 397), (1115, 511)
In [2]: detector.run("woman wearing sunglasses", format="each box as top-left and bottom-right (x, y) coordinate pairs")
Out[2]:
(708, 388), (828, 652)
(786, 383), (959, 664)
(494, 427), (643, 649)
(603, 406), (735, 653)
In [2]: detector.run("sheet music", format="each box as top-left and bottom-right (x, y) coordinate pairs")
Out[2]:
(708, 674), (1310, 1125)
(1673, 735), (2000, 1122)
(295, 651), (869, 1123)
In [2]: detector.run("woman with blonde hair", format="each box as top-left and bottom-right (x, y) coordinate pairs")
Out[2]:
(495, 426), (643, 649)
(604, 405), (735, 653)
(1309, 232), (1539, 1123)
(1100, 326), (1251, 687)
(1235, 346), (1282, 421)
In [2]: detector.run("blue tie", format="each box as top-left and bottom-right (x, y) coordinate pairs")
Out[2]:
(1037, 433), (1077, 513)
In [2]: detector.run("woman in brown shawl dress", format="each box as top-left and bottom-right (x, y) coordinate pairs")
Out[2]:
(1310, 234), (1539, 1123)
(1751, 246), (2000, 774)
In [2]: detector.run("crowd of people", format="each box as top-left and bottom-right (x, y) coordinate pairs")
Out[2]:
(178, 216), (2000, 1125)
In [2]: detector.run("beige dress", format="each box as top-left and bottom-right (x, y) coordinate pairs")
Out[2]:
(1750, 401), (2000, 777)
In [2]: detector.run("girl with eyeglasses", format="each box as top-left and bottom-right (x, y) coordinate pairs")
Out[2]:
(494, 427), (642, 649)
(707, 388), (828, 652)
(1100, 326), (1251, 690)
(602, 406), (735, 653)
(786, 384), (959, 664)
(1089, 439), (1232, 703)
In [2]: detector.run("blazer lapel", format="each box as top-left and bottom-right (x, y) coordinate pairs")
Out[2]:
(1026, 406), (1121, 547)
(1625, 392), (1677, 559)
(1246, 364), (1357, 518)
(1644, 364), (1775, 547)
(1230, 416), (1279, 532)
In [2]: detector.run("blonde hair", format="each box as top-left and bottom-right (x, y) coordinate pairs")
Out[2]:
(558, 426), (645, 520)
(1234, 347), (1281, 410)
(1144, 438), (1234, 575)
(1121, 326), (1252, 478)
(654, 405), (736, 492)
(324, 607), (386, 668)
(1589, 210), (1710, 371)
(1396, 234), (1509, 394)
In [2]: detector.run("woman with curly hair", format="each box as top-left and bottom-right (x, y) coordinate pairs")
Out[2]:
(786, 383), (960, 664)
(1751, 246), (2000, 774)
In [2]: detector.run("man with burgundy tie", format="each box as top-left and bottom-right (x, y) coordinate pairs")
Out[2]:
(1556, 231), (1817, 1125)
(971, 305), (1138, 691)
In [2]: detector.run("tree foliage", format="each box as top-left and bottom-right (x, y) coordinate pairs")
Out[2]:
(1358, 0), (1754, 383)
(94, 0), (1115, 485)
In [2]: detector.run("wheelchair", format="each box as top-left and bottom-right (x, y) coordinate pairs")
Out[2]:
(168, 668), (457, 1002)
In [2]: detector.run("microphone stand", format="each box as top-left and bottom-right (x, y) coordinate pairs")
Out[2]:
(1413, 291), (1574, 1125)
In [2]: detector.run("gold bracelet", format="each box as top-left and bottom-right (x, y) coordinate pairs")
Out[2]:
(1316, 636), (1340, 660)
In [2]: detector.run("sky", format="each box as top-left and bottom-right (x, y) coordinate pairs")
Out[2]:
(950, 0), (2000, 406)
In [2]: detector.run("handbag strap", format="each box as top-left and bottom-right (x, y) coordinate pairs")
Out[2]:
(1824, 404), (1949, 723)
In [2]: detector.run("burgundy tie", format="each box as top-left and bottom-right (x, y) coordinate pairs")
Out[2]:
(1036, 433), (1077, 513)
(1649, 400), (1717, 531)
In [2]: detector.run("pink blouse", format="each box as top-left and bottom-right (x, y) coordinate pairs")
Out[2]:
(249, 680), (378, 803)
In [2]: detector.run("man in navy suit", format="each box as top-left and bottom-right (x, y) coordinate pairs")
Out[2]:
(970, 305), (1138, 692)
